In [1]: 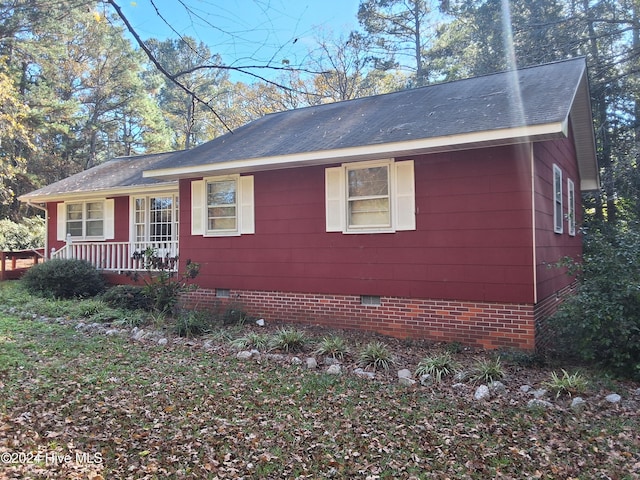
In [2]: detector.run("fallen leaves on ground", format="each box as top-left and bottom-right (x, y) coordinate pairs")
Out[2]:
(0, 316), (638, 479)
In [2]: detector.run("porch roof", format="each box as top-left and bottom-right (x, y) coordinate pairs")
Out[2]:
(20, 151), (180, 203)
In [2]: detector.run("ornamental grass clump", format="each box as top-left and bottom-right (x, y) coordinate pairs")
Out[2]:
(314, 335), (350, 360)
(358, 341), (394, 371)
(415, 351), (460, 383)
(543, 369), (589, 398)
(471, 356), (505, 384)
(269, 327), (308, 353)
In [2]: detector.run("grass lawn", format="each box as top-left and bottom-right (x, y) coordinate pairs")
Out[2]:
(0, 282), (638, 479)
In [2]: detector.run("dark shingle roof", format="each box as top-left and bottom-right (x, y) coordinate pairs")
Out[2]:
(21, 151), (179, 202)
(146, 58), (593, 180)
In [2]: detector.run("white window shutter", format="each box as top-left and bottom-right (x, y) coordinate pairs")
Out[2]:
(57, 203), (66, 241)
(239, 175), (255, 234)
(104, 199), (115, 239)
(191, 180), (205, 235)
(325, 166), (345, 232)
(394, 160), (416, 231)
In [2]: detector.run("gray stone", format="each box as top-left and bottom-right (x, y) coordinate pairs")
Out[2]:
(397, 369), (412, 379)
(305, 357), (318, 369)
(236, 351), (253, 360)
(353, 368), (375, 379)
(528, 399), (553, 409)
(131, 328), (146, 341)
(105, 329), (119, 336)
(488, 381), (506, 395)
(520, 385), (533, 393)
(634, 388), (640, 397)
(75, 322), (86, 330)
(399, 376), (416, 386)
(532, 388), (548, 399)
(157, 338), (168, 346)
(419, 374), (433, 386)
(474, 385), (491, 401)
(256, 318), (265, 327)
(290, 356), (302, 365)
(202, 340), (214, 350)
(571, 397), (586, 409)
(324, 357), (340, 366)
(605, 393), (622, 404)
(326, 364), (341, 375)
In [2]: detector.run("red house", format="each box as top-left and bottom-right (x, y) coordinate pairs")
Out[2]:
(20, 58), (599, 350)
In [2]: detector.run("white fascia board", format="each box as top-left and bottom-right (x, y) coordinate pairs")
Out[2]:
(18, 182), (178, 204)
(144, 123), (566, 179)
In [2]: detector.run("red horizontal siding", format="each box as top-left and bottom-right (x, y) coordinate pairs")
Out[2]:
(179, 145), (536, 304)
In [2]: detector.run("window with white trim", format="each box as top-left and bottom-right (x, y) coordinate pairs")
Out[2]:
(567, 178), (576, 236)
(191, 175), (255, 236)
(58, 200), (114, 240)
(553, 164), (563, 234)
(133, 195), (179, 243)
(325, 159), (415, 234)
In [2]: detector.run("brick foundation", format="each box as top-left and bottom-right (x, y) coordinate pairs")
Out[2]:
(181, 288), (537, 350)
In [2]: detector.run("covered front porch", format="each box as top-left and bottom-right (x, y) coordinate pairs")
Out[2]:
(50, 240), (179, 272)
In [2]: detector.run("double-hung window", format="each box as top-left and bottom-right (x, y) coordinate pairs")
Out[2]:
(553, 164), (563, 234)
(567, 178), (576, 236)
(191, 174), (255, 236)
(57, 199), (114, 241)
(326, 159), (415, 234)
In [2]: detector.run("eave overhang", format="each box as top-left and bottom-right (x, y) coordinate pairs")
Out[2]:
(144, 122), (568, 181)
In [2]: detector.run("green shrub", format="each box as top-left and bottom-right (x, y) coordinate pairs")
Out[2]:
(102, 285), (151, 311)
(0, 217), (45, 251)
(549, 224), (640, 380)
(21, 258), (105, 299)
(358, 341), (394, 371)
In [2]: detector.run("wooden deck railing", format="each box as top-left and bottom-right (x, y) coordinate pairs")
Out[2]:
(51, 241), (179, 272)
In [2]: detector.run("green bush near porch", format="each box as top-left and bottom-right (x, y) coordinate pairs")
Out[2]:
(21, 258), (105, 299)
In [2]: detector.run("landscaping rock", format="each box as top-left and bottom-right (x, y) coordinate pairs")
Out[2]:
(474, 385), (490, 401)
(236, 351), (253, 360)
(528, 399), (553, 409)
(327, 364), (341, 375)
(105, 329), (119, 336)
(305, 357), (317, 369)
(256, 318), (265, 327)
(158, 338), (168, 346)
(265, 353), (285, 362)
(290, 356), (302, 365)
(452, 383), (466, 391)
(419, 374), (433, 386)
(353, 368), (375, 380)
(488, 381), (506, 395)
(397, 369), (412, 379)
(75, 322), (86, 330)
(324, 357), (340, 366)
(399, 376), (416, 386)
(571, 397), (586, 409)
(532, 388), (548, 399)
(131, 328), (146, 341)
(634, 388), (640, 397)
(520, 385), (533, 393)
(605, 393), (621, 404)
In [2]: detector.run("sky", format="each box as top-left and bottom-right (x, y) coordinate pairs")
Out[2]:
(118, 0), (361, 80)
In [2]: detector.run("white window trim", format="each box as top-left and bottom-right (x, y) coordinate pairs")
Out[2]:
(191, 174), (254, 237)
(326, 159), (415, 234)
(57, 199), (114, 241)
(567, 178), (576, 236)
(553, 164), (563, 234)
(130, 194), (179, 243)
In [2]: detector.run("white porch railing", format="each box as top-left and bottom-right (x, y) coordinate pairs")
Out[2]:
(50, 240), (179, 272)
